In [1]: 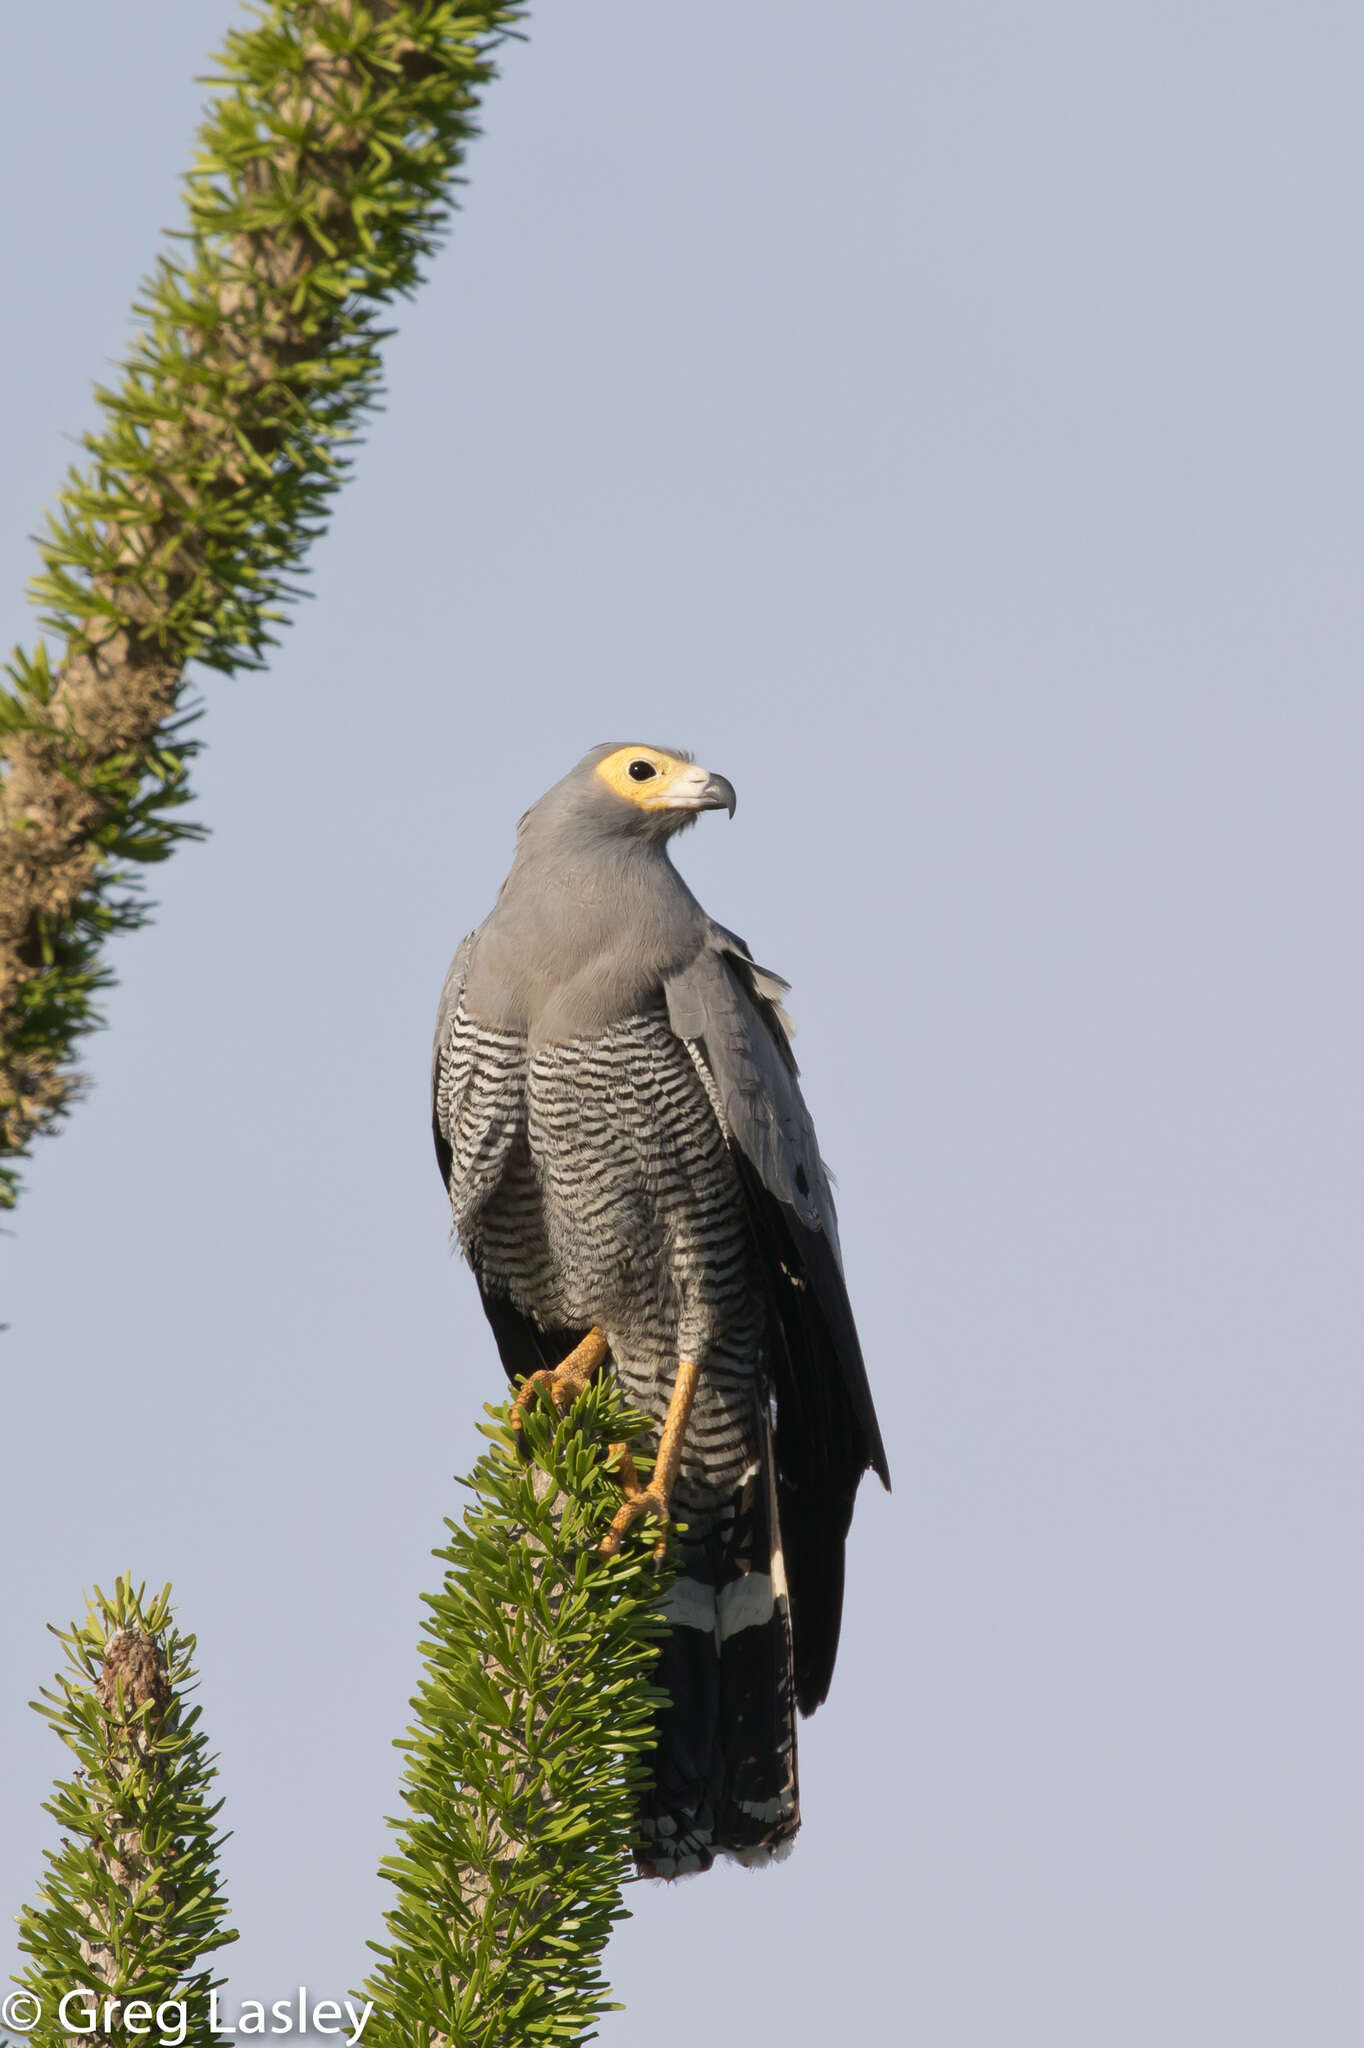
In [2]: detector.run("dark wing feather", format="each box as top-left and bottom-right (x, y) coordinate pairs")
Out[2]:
(432, 931), (590, 1387)
(430, 932), (474, 1195)
(478, 1294), (591, 1388)
(665, 929), (889, 1715)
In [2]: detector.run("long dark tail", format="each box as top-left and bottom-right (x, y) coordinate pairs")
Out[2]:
(635, 1410), (799, 1877)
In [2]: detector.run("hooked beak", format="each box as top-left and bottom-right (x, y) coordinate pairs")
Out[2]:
(657, 764), (737, 817)
(698, 770), (737, 817)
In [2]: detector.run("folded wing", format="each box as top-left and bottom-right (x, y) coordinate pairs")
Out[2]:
(664, 926), (890, 1714)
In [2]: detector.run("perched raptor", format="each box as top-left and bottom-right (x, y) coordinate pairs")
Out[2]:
(432, 743), (889, 1875)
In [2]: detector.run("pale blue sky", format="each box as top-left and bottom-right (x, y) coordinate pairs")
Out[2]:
(4, 6), (1363, 2044)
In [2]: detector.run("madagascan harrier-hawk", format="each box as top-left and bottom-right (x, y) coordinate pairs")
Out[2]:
(432, 743), (889, 1875)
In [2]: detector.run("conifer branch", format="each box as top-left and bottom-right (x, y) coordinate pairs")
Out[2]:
(10, 1405), (672, 2047)
(365, 1384), (673, 2048)
(11, 1577), (236, 2048)
(0, 0), (524, 1206)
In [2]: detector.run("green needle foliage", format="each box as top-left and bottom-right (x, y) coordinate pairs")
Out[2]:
(11, 1577), (236, 2048)
(0, 0), (524, 1207)
(365, 1382), (674, 2048)
(9, 1399), (673, 2047)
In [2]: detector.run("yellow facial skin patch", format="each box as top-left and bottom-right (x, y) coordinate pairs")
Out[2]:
(594, 745), (694, 810)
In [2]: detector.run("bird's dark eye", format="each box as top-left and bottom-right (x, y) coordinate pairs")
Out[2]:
(627, 759), (658, 781)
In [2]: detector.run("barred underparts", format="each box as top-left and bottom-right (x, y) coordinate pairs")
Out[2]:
(436, 999), (797, 1870)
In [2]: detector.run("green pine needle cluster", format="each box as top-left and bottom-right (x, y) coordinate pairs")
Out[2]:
(0, 0), (524, 1206)
(11, 1577), (237, 2048)
(365, 1383), (675, 2048)
(9, 1398), (675, 2048)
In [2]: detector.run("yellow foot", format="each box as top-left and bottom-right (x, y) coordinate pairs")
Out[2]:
(511, 1326), (609, 1431)
(597, 1358), (700, 1563)
(599, 1469), (672, 1564)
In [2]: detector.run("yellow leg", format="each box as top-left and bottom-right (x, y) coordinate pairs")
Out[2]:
(599, 1358), (700, 1562)
(606, 1441), (645, 1499)
(511, 1326), (609, 1430)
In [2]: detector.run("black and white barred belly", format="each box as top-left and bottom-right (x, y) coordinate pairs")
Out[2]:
(438, 996), (798, 1871)
(437, 1001), (767, 1517)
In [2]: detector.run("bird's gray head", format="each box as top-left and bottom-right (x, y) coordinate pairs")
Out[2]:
(520, 743), (737, 846)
